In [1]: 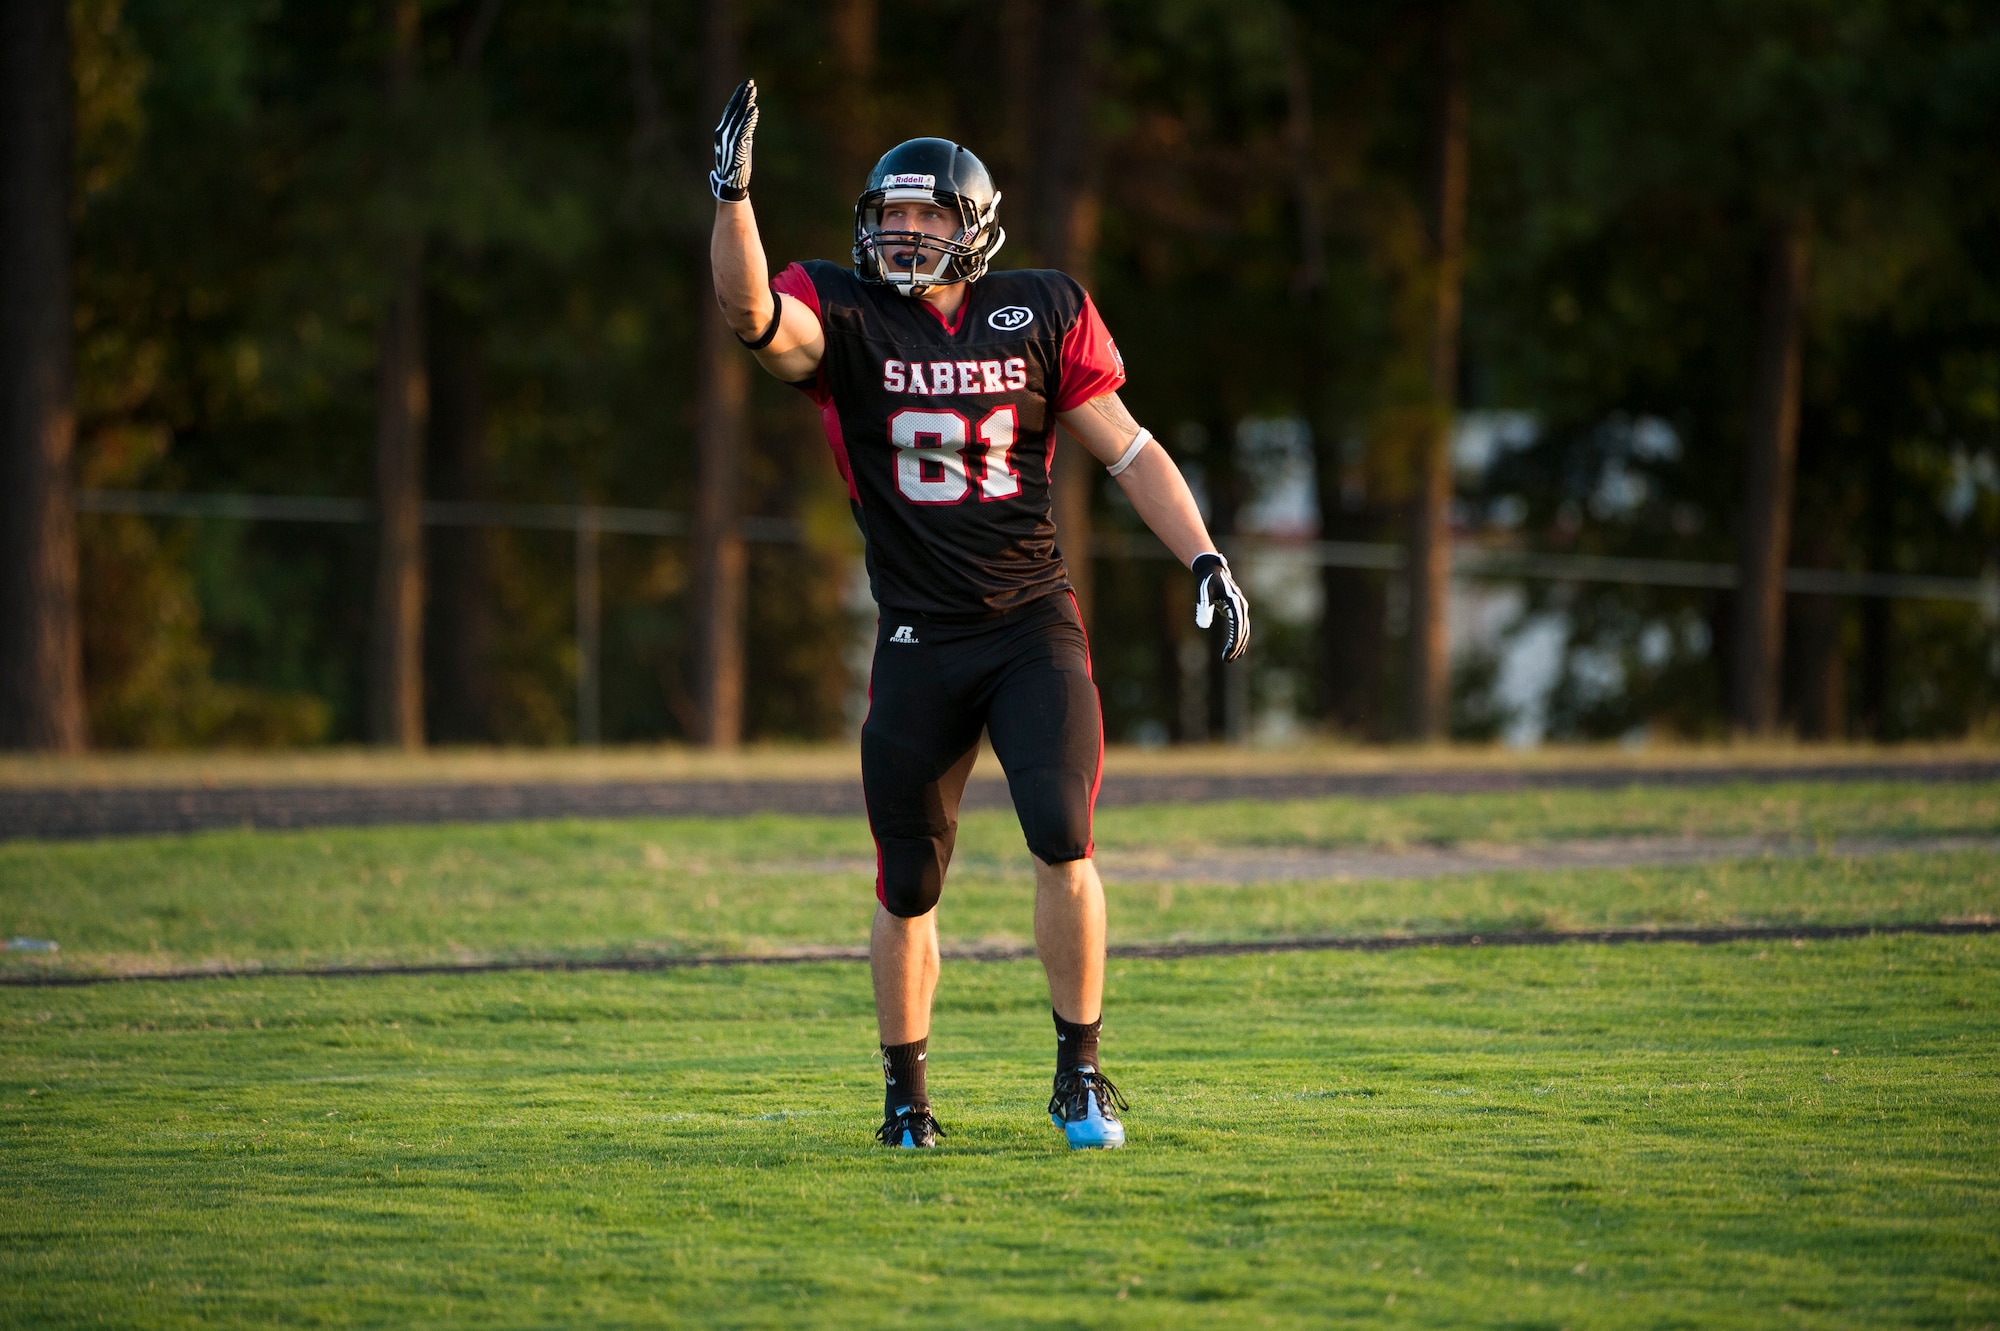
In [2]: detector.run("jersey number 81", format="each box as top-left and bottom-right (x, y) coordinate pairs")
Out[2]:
(891, 407), (1020, 505)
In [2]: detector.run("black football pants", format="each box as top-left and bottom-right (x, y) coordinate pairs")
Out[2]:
(862, 591), (1102, 918)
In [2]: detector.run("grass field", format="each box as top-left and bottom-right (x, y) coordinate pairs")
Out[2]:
(6, 940), (1997, 1327)
(3, 781), (1996, 977)
(4, 780), (1998, 1326)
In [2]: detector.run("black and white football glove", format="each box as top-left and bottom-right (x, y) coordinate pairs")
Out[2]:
(1192, 552), (1250, 661)
(709, 79), (759, 202)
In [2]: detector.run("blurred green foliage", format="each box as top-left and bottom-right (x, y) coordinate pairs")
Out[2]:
(64, 0), (2000, 745)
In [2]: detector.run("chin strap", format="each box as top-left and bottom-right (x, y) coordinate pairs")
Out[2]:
(893, 277), (960, 299)
(1106, 428), (1154, 476)
(881, 238), (959, 296)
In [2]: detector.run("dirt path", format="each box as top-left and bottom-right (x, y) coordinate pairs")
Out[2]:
(1095, 833), (2000, 883)
(765, 833), (1998, 884)
(7, 920), (1994, 988)
(4, 760), (1996, 841)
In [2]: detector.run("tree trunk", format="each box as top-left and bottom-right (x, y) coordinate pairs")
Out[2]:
(1858, 592), (1891, 738)
(1731, 210), (1810, 736)
(691, 299), (748, 747)
(1160, 566), (1201, 741)
(369, 0), (427, 749)
(425, 296), (494, 743)
(1288, 31), (1385, 738)
(418, 0), (504, 745)
(826, 0), (877, 187)
(1285, 42), (1329, 308)
(1027, 0), (1101, 628)
(1200, 416), (1242, 741)
(626, 0), (666, 171)
(0, 0), (87, 751)
(575, 516), (601, 745)
(1318, 515), (1390, 737)
(1790, 591), (1845, 739)
(1406, 0), (1469, 741)
(689, 0), (747, 748)
(371, 255), (428, 747)
(1857, 440), (1895, 738)
(1786, 514), (1846, 741)
(997, 0), (1039, 220)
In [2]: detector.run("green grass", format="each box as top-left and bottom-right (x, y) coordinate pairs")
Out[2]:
(4, 781), (1997, 977)
(5, 937), (1997, 1327)
(5, 785), (1997, 1324)
(1084, 779), (2000, 853)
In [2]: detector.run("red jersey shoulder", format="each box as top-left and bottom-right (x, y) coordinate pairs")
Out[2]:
(770, 261), (826, 322)
(1055, 295), (1124, 410)
(766, 263), (835, 404)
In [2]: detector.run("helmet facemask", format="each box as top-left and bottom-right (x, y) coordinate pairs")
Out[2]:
(855, 188), (1005, 296)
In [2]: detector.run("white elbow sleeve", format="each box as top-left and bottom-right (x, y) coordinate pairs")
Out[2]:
(1106, 427), (1154, 477)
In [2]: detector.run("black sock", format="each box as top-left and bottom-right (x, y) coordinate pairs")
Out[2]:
(1054, 1010), (1101, 1077)
(882, 1038), (928, 1117)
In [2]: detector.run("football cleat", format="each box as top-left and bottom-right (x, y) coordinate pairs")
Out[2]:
(876, 1105), (944, 1150)
(1049, 1067), (1128, 1150)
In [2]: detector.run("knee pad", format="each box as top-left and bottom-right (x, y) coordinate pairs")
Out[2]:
(1013, 766), (1094, 865)
(863, 729), (974, 918)
(876, 840), (946, 918)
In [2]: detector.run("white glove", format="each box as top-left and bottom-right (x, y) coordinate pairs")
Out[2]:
(1192, 552), (1250, 661)
(709, 79), (759, 202)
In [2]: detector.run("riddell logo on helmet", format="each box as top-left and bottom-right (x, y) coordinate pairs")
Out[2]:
(885, 173), (936, 189)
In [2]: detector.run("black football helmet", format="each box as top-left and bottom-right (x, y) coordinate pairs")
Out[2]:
(853, 138), (1005, 296)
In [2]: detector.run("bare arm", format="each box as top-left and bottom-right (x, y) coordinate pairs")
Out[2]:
(1055, 391), (1218, 566)
(710, 199), (824, 382)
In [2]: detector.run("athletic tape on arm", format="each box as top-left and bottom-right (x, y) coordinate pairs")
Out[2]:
(1106, 427), (1154, 477)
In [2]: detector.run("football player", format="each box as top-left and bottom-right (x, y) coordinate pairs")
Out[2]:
(706, 80), (1248, 1149)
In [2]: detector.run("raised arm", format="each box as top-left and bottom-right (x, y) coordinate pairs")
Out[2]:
(1057, 391), (1250, 658)
(712, 201), (823, 381)
(707, 80), (824, 382)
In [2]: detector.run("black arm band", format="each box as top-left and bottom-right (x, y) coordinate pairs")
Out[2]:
(736, 291), (784, 350)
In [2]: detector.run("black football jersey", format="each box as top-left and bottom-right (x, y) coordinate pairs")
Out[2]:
(771, 260), (1126, 618)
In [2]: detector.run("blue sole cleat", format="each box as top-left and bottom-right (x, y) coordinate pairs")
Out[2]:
(877, 1106), (942, 1148)
(1050, 1067), (1128, 1149)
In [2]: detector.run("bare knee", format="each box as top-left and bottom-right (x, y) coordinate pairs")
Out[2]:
(875, 903), (939, 942)
(1033, 854), (1097, 896)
